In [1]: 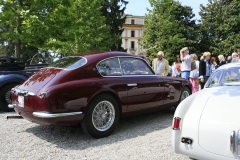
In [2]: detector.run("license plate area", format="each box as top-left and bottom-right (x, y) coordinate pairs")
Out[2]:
(18, 96), (24, 108)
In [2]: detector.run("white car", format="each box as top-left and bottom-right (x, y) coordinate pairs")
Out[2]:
(172, 63), (240, 160)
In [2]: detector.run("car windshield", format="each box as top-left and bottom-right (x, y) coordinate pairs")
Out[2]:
(222, 68), (240, 86)
(207, 67), (240, 88)
(48, 56), (87, 70)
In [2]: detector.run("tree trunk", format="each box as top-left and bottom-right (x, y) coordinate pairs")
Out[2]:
(15, 0), (23, 58)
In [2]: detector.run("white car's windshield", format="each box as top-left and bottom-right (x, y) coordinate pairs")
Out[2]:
(207, 67), (240, 88)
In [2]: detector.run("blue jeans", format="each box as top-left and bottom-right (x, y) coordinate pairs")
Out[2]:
(181, 71), (190, 79)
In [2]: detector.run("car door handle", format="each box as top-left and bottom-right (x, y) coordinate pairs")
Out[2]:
(230, 130), (235, 153)
(127, 83), (137, 87)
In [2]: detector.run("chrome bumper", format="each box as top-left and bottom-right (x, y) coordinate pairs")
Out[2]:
(33, 111), (83, 118)
(8, 104), (16, 108)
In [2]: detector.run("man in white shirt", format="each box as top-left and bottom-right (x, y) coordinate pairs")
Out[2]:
(152, 51), (169, 76)
(180, 47), (192, 79)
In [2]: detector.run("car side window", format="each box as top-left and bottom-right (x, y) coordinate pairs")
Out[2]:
(97, 58), (122, 76)
(206, 70), (223, 88)
(119, 57), (154, 75)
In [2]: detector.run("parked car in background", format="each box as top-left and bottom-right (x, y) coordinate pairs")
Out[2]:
(172, 63), (240, 160)
(0, 54), (50, 112)
(10, 51), (191, 138)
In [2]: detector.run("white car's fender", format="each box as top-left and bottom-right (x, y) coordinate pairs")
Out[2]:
(172, 88), (237, 160)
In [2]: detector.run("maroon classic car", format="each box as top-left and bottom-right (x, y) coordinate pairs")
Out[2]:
(9, 51), (191, 138)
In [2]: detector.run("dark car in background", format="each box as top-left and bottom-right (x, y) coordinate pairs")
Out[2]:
(10, 51), (191, 138)
(0, 54), (50, 111)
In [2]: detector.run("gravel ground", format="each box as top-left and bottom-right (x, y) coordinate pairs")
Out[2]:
(0, 108), (188, 160)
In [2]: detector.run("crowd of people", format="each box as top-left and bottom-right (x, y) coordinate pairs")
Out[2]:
(147, 47), (240, 94)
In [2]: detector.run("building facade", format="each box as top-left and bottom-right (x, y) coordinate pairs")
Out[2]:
(121, 15), (144, 55)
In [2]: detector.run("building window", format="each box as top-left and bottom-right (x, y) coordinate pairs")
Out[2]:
(131, 19), (135, 24)
(131, 41), (135, 49)
(131, 31), (135, 37)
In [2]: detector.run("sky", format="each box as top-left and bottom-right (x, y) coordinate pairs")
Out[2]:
(125, 0), (209, 20)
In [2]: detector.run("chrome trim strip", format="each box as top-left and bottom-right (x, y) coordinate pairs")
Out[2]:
(127, 83), (137, 87)
(8, 104), (16, 108)
(118, 57), (123, 75)
(230, 130), (235, 153)
(99, 75), (158, 78)
(12, 88), (35, 96)
(33, 111), (83, 118)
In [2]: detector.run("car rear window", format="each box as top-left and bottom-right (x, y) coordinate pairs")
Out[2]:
(48, 56), (87, 70)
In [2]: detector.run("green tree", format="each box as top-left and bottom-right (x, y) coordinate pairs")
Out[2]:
(199, 0), (240, 56)
(141, 0), (197, 63)
(22, 0), (114, 55)
(102, 0), (128, 51)
(0, 0), (113, 58)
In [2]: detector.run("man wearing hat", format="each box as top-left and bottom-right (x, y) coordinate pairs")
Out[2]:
(180, 47), (192, 79)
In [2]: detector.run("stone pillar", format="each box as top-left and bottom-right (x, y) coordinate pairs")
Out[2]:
(125, 39), (128, 51)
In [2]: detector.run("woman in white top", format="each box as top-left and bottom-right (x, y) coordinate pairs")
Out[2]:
(172, 56), (181, 77)
(189, 54), (199, 93)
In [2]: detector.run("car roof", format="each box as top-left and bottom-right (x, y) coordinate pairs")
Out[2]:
(74, 51), (138, 59)
(216, 62), (240, 71)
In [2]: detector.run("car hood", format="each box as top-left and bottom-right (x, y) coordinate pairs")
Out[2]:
(18, 68), (63, 94)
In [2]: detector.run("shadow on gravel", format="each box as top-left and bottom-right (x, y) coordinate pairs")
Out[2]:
(25, 108), (175, 150)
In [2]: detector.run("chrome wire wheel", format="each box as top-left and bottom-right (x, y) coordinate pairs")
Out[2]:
(4, 90), (12, 104)
(92, 101), (115, 132)
(181, 90), (189, 101)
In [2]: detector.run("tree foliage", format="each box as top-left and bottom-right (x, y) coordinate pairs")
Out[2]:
(198, 0), (240, 56)
(102, 0), (128, 51)
(141, 0), (197, 63)
(0, 0), (116, 58)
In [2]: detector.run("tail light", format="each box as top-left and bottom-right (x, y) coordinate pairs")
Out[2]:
(173, 117), (181, 130)
(38, 91), (47, 99)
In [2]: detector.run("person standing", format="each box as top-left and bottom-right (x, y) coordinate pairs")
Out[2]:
(237, 49), (240, 61)
(210, 57), (218, 73)
(227, 56), (232, 63)
(152, 51), (169, 76)
(199, 52), (211, 89)
(218, 55), (226, 67)
(189, 54), (199, 93)
(172, 55), (181, 77)
(168, 65), (172, 76)
(180, 47), (192, 79)
(231, 52), (239, 63)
